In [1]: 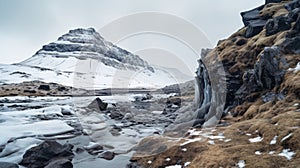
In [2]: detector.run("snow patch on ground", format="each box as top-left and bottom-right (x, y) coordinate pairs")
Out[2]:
(184, 162), (191, 167)
(278, 149), (296, 160)
(180, 138), (202, 146)
(165, 165), (182, 168)
(255, 151), (262, 155)
(281, 133), (293, 142)
(249, 136), (263, 143)
(288, 62), (300, 73)
(270, 135), (278, 145)
(237, 160), (245, 168)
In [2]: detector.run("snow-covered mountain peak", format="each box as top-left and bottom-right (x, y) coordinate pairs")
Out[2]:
(23, 27), (153, 72)
(57, 28), (104, 44)
(0, 28), (192, 88)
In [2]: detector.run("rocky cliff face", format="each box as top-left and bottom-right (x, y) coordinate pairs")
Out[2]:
(130, 1), (300, 167)
(195, 0), (300, 124)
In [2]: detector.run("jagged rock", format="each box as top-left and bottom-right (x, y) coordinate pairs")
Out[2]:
(293, 14), (300, 31)
(266, 16), (292, 36)
(287, 8), (300, 22)
(235, 47), (285, 104)
(99, 151), (115, 160)
(241, 5), (265, 26)
(87, 97), (108, 111)
(109, 110), (124, 120)
(282, 10), (300, 54)
(20, 140), (74, 168)
(282, 36), (300, 54)
(262, 92), (285, 103)
(194, 58), (225, 127)
(285, 0), (300, 11)
(201, 48), (213, 58)
(0, 162), (19, 168)
(246, 20), (268, 37)
(38, 84), (50, 90)
(241, 5), (267, 37)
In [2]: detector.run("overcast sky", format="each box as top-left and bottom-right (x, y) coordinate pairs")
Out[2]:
(0, 0), (264, 67)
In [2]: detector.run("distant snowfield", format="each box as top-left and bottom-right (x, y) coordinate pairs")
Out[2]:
(0, 59), (191, 89)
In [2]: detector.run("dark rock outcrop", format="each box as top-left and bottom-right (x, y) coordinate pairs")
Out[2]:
(266, 16), (292, 36)
(235, 46), (285, 104)
(241, 5), (267, 37)
(285, 0), (300, 11)
(38, 84), (50, 91)
(20, 141), (74, 168)
(87, 97), (108, 111)
(0, 162), (19, 168)
(99, 151), (115, 160)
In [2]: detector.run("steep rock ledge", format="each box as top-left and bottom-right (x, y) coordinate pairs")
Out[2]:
(195, 0), (300, 122)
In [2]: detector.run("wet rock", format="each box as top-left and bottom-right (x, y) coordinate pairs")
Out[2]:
(110, 125), (122, 136)
(193, 53), (232, 127)
(99, 151), (115, 160)
(20, 140), (74, 168)
(75, 147), (85, 154)
(0, 162), (19, 168)
(134, 93), (153, 102)
(266, 16), (292, 36)
(61, 107), (73, 115)
(87, 97), (108, 111)
(109, 110), (124, 120)
(44, 159), (73, 168)
(84, 142), (104, 155)
(38, 84), (50, 91)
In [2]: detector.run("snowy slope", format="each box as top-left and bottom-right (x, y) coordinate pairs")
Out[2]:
(0, 28), (193, 89)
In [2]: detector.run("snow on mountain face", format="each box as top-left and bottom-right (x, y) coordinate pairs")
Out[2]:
(1, 28), (191, 88)
(20, 28), (154, 72)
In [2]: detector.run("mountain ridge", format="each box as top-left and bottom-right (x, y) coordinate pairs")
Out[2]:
(0, 28), (192, 89)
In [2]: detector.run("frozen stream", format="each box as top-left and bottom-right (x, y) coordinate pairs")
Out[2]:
(0, 93), (178, 167)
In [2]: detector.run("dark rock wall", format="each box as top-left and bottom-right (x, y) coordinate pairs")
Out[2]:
(194, 0), (300, 126)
